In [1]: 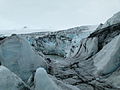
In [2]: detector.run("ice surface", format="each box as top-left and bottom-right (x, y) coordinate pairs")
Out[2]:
(0, 35), (47, 82)
(29, 25), (97, 57)
(94, 34), (120, 75)
(34, 68), (61, 90)
(102, 11), (120, 28)
(0, 65), (30, 90)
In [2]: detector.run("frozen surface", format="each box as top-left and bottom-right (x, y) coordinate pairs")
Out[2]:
(94, 35), (120, 75)
(34, 68), (61, 90)
(102, 11), (120, 28)
(29, 25), (97, 57)
(68, 37), (98, 58)
(0, 11), (120, 90)
(0, 35), (47, 82)
(0, 65), (30, 90)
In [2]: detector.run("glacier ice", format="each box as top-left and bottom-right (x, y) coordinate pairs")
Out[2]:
(94, 34), (120, 75)
(25, 25), (97, 57)
(69, 37), (98, 59)
(0, 35), (47, 82)
(102, 11), (120, 28)
(0, 65), (30, 90)
(0, 11), (120, 90)
(34, 68), (61, 90)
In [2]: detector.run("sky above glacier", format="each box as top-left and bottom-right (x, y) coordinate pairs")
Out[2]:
(0, 0), (120, 33)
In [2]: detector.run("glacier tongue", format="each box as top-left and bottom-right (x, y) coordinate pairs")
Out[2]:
(0, 65), (30, 90)
(0, 35), (47, 82)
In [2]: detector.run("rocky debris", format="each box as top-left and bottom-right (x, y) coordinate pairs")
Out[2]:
(51, 75), (80, 90)
(0, 36), (6, 41)
(0, 65), (30, 90)
(45, 12), (120, 90)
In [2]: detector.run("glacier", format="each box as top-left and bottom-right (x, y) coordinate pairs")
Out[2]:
(22, 25), (97, 58)
(0, 11), (120, 90)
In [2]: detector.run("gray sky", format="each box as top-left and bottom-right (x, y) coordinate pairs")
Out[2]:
(0, 0), (120, 33)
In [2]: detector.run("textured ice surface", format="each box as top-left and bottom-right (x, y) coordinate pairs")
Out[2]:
(68, 37), (98, 59)
(29, 25), (97, 57)
(0, 65), (30, 90)
(94, 34), (120, 75)
(34, 68), (61, 90)
(102, 11), (120, 28)
(0, 35), (47, 82)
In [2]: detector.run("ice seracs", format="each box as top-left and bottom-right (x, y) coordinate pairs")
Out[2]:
(34, 68), (61, 90)
(69, 37), (98, 59)
(31, 25), (97, 57)
(0, 65), (30, 90)
(94, 34), (120, 75)
(0, 35), (47, 82)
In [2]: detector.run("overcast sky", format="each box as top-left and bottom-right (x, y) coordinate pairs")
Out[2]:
(0, 0), (120, 33)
